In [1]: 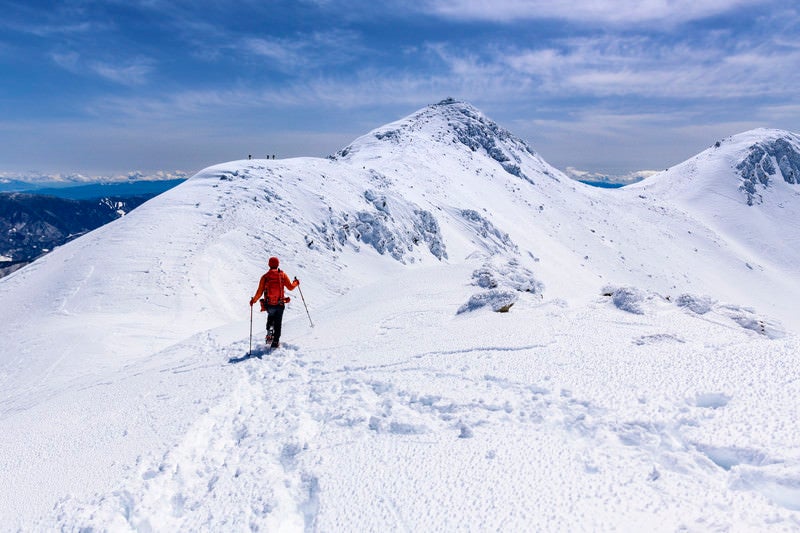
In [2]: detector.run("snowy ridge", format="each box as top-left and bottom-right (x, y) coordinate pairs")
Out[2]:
(2, 102), (800, 529)
(629, 128), (800, 274)
(632, 128), (800, 205)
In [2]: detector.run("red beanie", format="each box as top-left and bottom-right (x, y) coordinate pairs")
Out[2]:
(268, 256), (279, 268)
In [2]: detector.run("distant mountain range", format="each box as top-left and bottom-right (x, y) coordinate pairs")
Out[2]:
(0, 179), (185, 277)
(0, 176), (186, 195)
(21, 178), (186, 200)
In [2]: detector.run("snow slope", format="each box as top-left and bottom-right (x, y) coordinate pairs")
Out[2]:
(1, 100), (799, 530)
(628, 128), (800, 276)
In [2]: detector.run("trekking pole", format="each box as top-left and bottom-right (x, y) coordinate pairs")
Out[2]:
(249, 304), (253, 355)
(295, 278), (314, 328)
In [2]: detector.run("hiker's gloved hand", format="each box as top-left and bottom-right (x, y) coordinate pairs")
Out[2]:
(249, 297), (257, 306)
(294, 277), (300, 285)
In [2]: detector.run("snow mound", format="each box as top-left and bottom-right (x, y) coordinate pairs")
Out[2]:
(457, 288), (518, 314)
(460, 256), (544, 314)
(471, 256), (543, 294)
(718, 304), (785, 339)
(675, 293), (716, 315)
(604, 286), (785, 338)
(606, 286), (650, 315)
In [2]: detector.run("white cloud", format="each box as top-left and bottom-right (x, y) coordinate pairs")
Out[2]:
(237, 30), (363, 71)
(563, 167), (657, 184)
(82, 26), (800, 125)
(51, 51), (81, 72)
(421, 0), (772, 24)
(485, 32), (800, 100)
(0, 18), (97, 37)
(50, 48), (154, 85)
(0, 170), (188, 184)
(508, 106), (779, 174)
(90, 59), (154, 85)
(243, 38), (299, 65)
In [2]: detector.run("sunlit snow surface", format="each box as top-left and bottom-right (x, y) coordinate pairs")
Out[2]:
(1, 101), (799, 530)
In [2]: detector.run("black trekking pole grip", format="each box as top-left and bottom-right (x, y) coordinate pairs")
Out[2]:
(296, 281), (314, 328)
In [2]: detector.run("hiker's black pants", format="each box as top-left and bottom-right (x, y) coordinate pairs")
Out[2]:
(266, 304), (285, 344)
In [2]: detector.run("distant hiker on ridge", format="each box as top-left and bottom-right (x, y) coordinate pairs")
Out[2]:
(249, 257), (299, 349)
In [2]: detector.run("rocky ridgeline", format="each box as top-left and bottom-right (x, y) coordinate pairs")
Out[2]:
(736, 135), (800, 205)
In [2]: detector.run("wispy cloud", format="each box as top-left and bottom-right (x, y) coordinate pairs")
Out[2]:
(237, 30), (364, 70)
(420, 0), (772, 24)
(426, 30), (800, 102)
(2, 0), (798, 176)
(50, 50), (155, 86)
(0, 1), (110, 37)
(51, 51), (81, 72)
(90, 59), (154, 85)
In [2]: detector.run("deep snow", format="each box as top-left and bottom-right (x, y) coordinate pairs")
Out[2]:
(1, 100), (799, 530)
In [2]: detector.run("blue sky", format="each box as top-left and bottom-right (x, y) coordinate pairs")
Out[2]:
(1, 0), (798, 180)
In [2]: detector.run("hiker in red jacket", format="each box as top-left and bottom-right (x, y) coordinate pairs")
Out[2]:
(249, 256), (299, 348)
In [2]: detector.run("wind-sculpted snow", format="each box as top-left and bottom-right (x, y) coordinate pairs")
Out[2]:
(348, 208), (446, 263)
(459, 209), (517, 254)
(457, 288), (518, 314)
(675, 293), (716, 314)
(312, 190), (446, 263)
(604, 285), (786, 339)
(471, 256), (544, 295)
(606, 286), (649, 315)
(737, 136), (800, 205)
(460, 256), (544, 314)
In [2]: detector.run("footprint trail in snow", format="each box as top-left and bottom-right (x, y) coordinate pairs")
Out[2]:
(52, 319), (800, 531)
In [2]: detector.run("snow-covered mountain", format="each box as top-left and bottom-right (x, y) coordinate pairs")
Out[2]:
(1, 100), (799, 530)
(628, 128), (800, 275)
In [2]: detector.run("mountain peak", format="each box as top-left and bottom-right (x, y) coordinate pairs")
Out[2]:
(633, 127), (800, 207)
(332, 100), (547, 184)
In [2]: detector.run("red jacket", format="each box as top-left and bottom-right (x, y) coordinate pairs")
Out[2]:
(251, 268), (299, 306)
